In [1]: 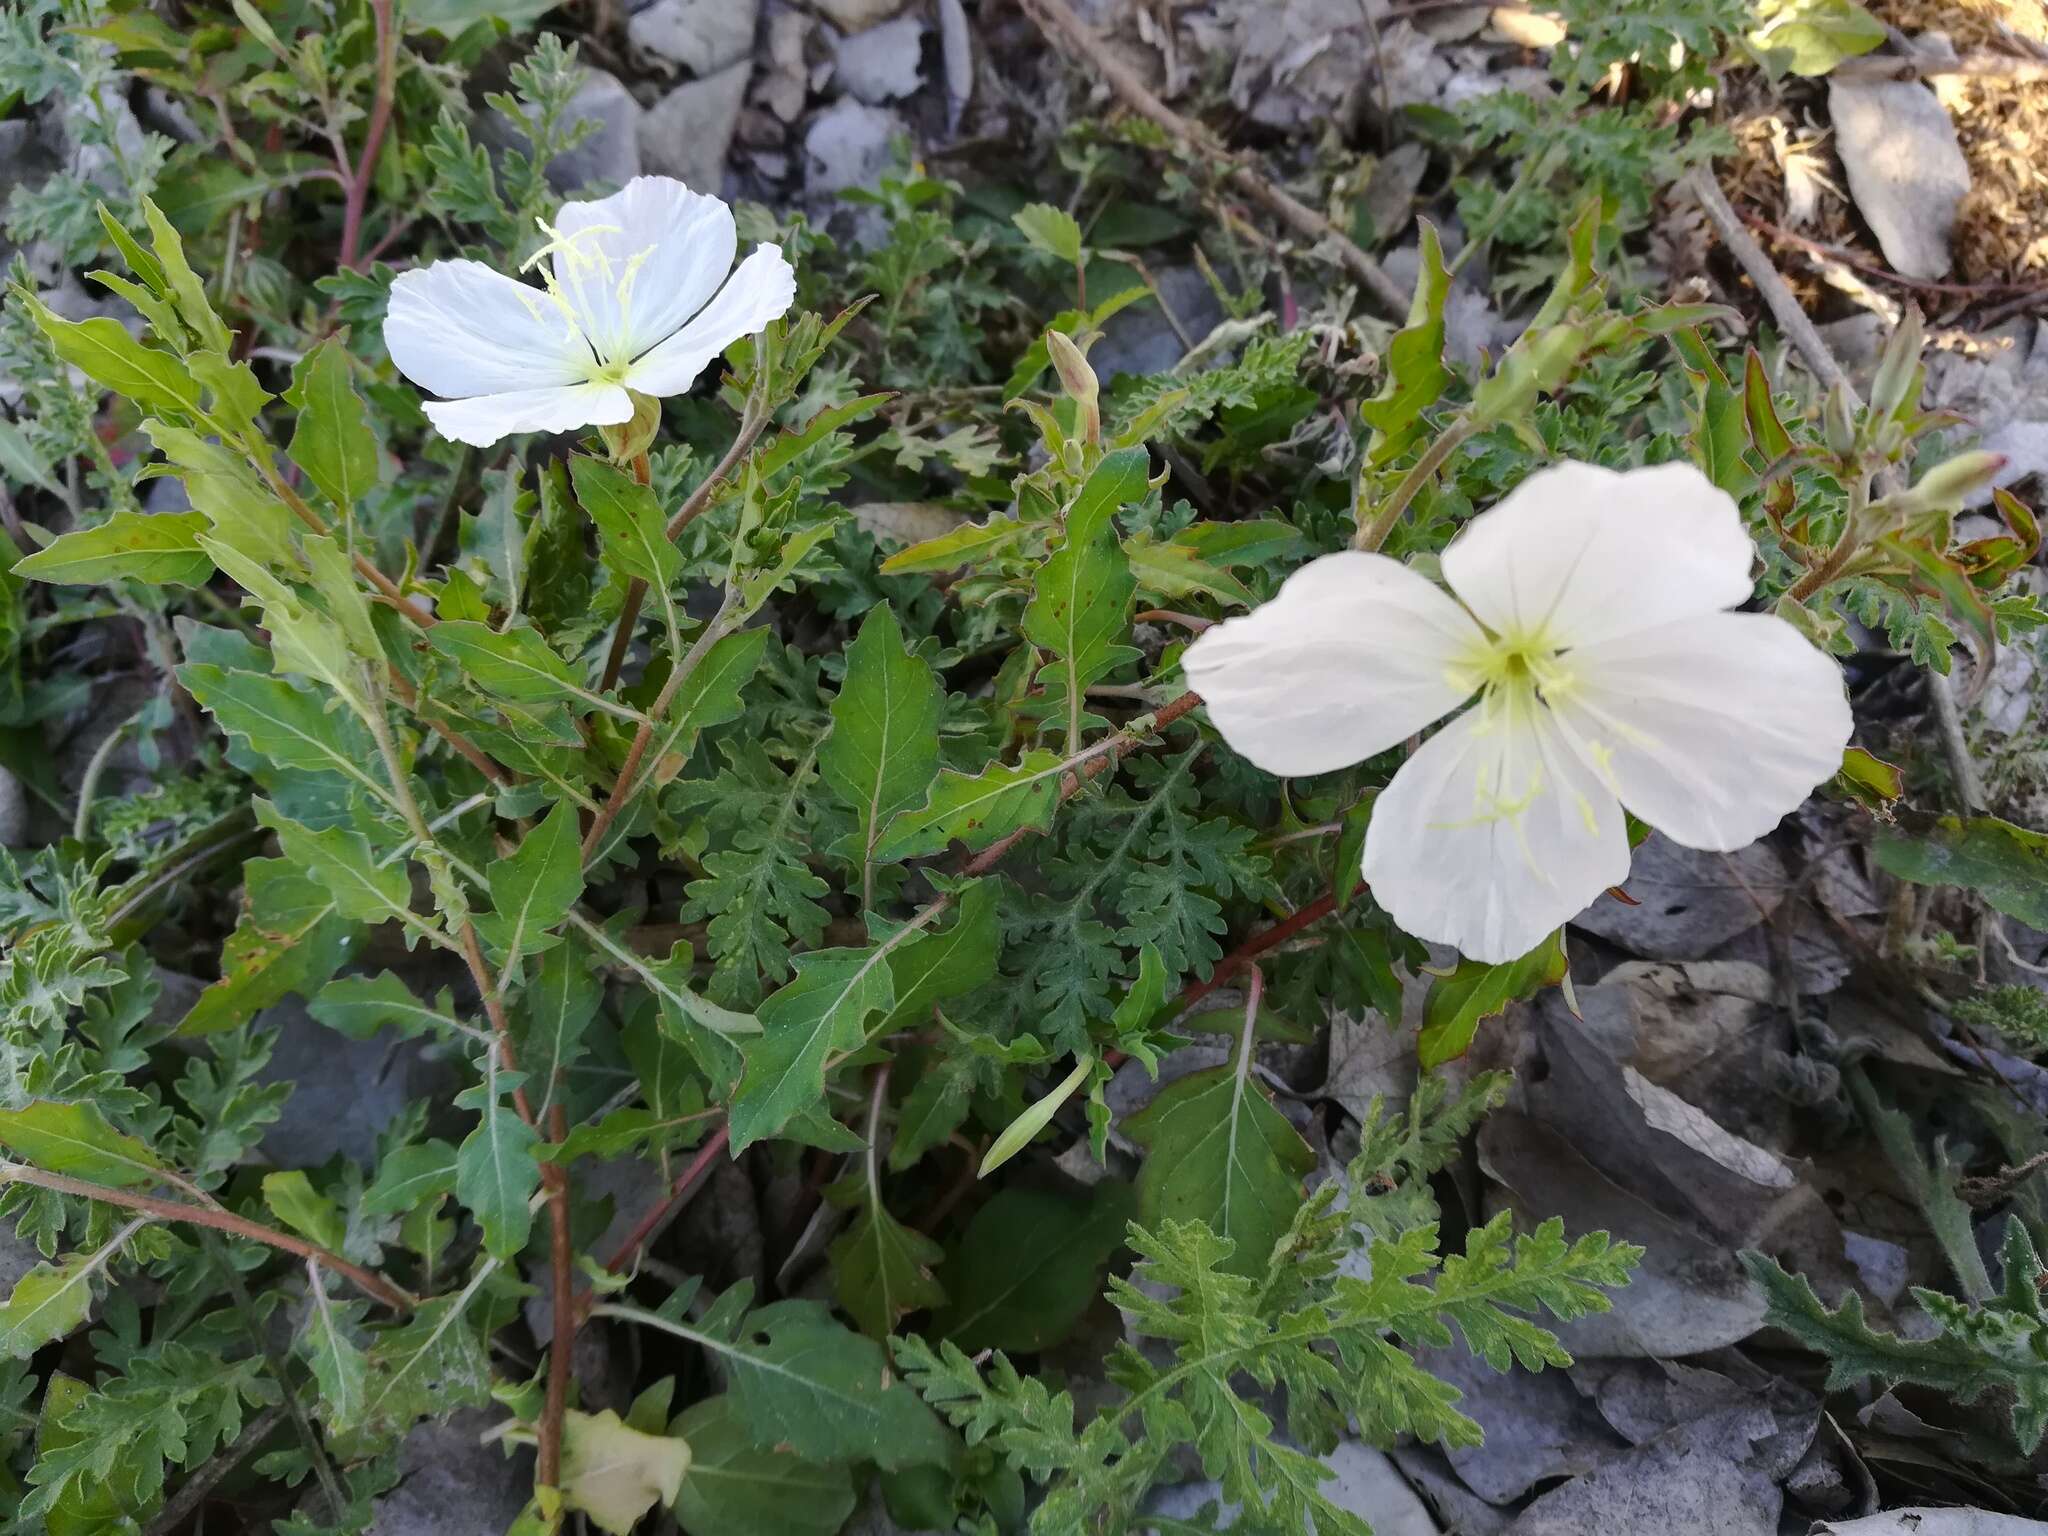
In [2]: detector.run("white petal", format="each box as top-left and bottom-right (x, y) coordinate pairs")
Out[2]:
(1181, 550), (1484, 777)
(384, 259), (588, 399)
(1543, 611), (1852, 851)
(1440, 461), (1758, 649)
(552, 176), (738, 364)
(1363, 689), (1629, 963)
(621, 245), (797, 398)
(422, 383), (633, 448)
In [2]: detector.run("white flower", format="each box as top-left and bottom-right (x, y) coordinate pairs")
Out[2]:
(1183, 460), (1853, 964)
(383, 177), (795, 448)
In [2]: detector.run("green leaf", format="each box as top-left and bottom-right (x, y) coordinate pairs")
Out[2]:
(729, 947), (897, 1152)
(979, 1055), (1093, 1178)
(670, 1395), (856, 1536)
(1358, 220), (1451, 474)
(876, 879), (999, 1037)
(1013, 203), (1084, 264)
(179, 858), (353, 1035)
(1123, 533), (1255, 607)
(1122, 1062), (1314, 1279)
(179, 662), (386, 801)
(15, 511), (213, 586)
(877, 514), (1031, 575)
(819, 604), (941, 898)
(642, 626), (770, 776)
(0, 1100), (163, 1187)
(516, 941), (602, 1111)
(255, 803), (415, 928)
(363, 1141), (459, 1216)
(427, 620), (595, 708)
(1873, 812), (2048, 929)
(1023, 448), (1146, 747)
(1417, 930), (1568, 1068)
(261, 1169), (346, 1252)
(0, 419), (56, 494)
(827, 1190), (947, 1339)
(877, 749), (1067, 861)
(1745, 0), (1886, 75)
(19, 292), (199, 417)
(285, 336), (380, 512)
(300, 1268), (369, 1436)
(678, 1298), (954, 1471)
(141, 197), (232, 353)
(571, 456), (681, 589)
(309, 972), (458, 1041)
(457, 1095), (541, 1259)
(0, 1247), (116, 1359)
(935, 1184), (1135, 1351)
(474, 801), (583, 973)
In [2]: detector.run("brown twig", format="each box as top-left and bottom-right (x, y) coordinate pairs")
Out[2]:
(582, 590), (739, 860)
(1832, 49), (2048, 86)
(1173, 884), (1364, 1014)
(1016, 0), (1408, 314)
(602, 1124), (730, 1273)
(338, 0), (397, 270)
(0, 1160), (415, 1310)
(1739, 208), (2048, 299)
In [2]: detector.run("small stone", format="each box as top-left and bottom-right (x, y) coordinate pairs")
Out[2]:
(1828, 79), (1971, 280)
(834, 13), (927, 104)
(365, 1410), (531, 1536)
(627, 0), (758, 76)
(638, 61), (750, 194)
(803, 96), (905, 199)
(757, 12), (817, 123)
(256, 995), (459, 1171)
(544, 69), (642, 193)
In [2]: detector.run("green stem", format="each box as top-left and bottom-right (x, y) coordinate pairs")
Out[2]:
(1355, 418), (1478, 551)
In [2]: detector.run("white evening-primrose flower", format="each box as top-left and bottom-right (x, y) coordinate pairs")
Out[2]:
(382, 176), (795, 448)
(1182, 460), (1853, 964)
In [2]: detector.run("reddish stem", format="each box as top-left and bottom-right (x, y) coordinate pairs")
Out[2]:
(1173, 884), (1362, 1013)
(338, 0), (396, 271)
(603, 1124), (730, 1273)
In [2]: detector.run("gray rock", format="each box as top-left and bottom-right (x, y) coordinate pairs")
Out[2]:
(835, 13), (927, 104)
(365, 1409), (531, 1536)
(0, 1215), (37, 1295)
(256, 995), (459, 1170)
(1828, 80), (1970, 280)
(0, 767), (25, 848)
(628, 0), (758, 77)
(1146, 1439), (1442, 1533)
(803, 96), (905, 200)
(544, 70), (642, 194)
(1502, 1425), (1780, 1536)
(1093, 265), (1228, 380)
(1814, 1513), (2048, 1536)
(638, 61), (749, 193)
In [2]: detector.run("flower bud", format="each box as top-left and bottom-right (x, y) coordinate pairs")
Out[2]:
(1045, 328), (1100, 445)
(1821, 383), (1858, 458)
(599, 390), (662, 465)
(1889, 449), (2006, 517)
(1868, 307), (1925, 425)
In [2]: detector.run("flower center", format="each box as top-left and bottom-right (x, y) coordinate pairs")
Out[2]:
(1456, 627), (1576, 705)
(522, 219), (659, 370)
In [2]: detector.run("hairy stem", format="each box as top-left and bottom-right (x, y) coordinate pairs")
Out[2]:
(0, 1161), (414, 1310)
(1356, 417), (1477, 552)
(338, 0), (397, 270)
